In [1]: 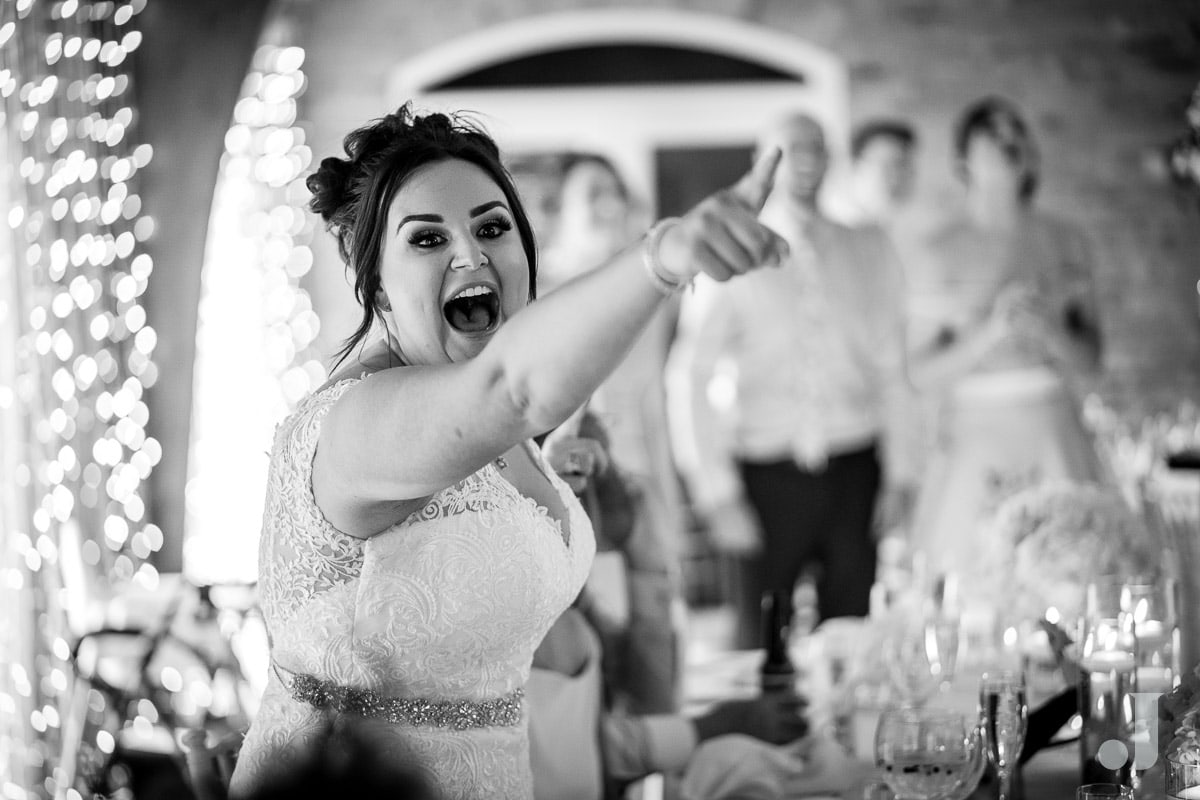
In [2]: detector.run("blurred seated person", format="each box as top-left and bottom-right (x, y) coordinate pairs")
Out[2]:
(529, 414), (822, 800)
(538, 409), (678, 715)
(243, 718), (438, 800)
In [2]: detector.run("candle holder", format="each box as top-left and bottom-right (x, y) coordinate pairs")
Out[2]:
(1165, 759), (1200, 799)
(1078, 581), (1138, 787)
(1122, 579), (1179, 693)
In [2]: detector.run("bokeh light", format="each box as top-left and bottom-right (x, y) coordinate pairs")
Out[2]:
(184, 42), (323, 584)
(0, 0), (156, 795)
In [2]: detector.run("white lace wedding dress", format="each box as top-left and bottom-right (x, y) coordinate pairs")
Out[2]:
(229, 378), (595, 799)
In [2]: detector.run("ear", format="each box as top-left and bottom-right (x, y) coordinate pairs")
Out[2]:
(376, 291), (391, 312)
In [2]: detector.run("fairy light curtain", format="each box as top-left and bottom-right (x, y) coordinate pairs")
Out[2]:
(183, 29), (324, 585)
(0, 0), (161, 796)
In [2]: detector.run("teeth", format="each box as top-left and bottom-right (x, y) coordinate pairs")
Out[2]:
(451, 285), (495, 301)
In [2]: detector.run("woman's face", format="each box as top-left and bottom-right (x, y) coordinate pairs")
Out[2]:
(378, 158), (530, 365)
(963, 131), (1027, 202)
(558, 161), (628, 237)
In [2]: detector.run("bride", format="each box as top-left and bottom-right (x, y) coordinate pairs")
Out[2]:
(228, 105), (787, 799)
(907, 97), (1105, 602)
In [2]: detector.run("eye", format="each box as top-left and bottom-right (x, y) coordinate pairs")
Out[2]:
(408, 229), (445, 249)
(477, 216), (513, 240)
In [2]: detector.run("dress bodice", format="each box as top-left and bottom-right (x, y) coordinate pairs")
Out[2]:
(232, 377), (595, 799)
(911, 211), (1097, 376)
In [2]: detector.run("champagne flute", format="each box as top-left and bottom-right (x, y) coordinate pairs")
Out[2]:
(875, 707), (974, 800)
(979, 670), (1028, 800)
(885, 625), (940, 706)
(925, 612), (961, 690)
(924, 572), (962, 691)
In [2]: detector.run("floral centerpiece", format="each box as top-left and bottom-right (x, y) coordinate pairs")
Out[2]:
(979, 480), (1157, 624)
(1161, 663), (1200, 764)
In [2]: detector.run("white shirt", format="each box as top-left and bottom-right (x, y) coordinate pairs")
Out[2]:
(666, 195), (913, 512)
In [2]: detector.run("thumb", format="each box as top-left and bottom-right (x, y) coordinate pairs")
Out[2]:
(729, 146), (782, 212)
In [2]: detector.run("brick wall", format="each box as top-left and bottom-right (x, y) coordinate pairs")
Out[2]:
(295, 0), (1200, 414)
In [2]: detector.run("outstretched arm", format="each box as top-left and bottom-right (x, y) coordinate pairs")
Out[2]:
(315, 150), (788, 537)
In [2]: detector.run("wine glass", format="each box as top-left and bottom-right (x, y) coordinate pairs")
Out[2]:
(979, 670), (1028, 800)
(942, 718), (988, 800)
(874, 707), (974, 800)
(1077, 784), (1134, 800)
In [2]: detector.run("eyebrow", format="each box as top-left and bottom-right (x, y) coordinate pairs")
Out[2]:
(470, 200), (508, 217)
(395, 201), (510, 234)
(396, 213), (442, 231)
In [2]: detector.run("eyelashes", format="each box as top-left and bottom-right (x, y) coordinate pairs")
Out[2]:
(406, 217), (512, 248)
(478, 216), (512, 237)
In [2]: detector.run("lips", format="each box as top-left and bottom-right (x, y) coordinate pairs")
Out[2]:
(443, 283), (500, 334)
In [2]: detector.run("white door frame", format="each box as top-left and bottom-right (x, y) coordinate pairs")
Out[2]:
(386, 8), (849, 206)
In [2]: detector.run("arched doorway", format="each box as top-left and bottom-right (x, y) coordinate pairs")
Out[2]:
(386, 8), (848, 217)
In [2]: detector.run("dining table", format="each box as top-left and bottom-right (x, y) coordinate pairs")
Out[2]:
(680, 639), (1166, 799)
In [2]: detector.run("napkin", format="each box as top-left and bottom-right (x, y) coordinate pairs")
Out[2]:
(679, 733), (861, 800)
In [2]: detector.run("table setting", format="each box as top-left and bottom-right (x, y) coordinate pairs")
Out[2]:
(675, 397), (1200, 800)
(680, 520), (1198, 800)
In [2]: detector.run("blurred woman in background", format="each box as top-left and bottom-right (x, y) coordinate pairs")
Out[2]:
(540, 154), (688, 697)
(906, 96), (1104, 600)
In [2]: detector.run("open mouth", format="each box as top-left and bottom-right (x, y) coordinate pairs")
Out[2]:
(443, 284), (500, 334)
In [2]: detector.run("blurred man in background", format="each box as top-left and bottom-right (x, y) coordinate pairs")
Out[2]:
(667, 111), (915, 647)
(833, 119), (918, 232)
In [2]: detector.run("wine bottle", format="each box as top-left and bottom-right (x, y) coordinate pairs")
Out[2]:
(760, 589), (797, 694)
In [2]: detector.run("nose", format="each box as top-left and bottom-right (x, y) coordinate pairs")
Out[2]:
(450, 239), (487, 271)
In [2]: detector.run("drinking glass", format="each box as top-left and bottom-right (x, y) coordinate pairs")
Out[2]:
(979, 670), (1028, 800)
(1077, 784), (1134, 800)
(885, 625), (941, 706)
(1166, 758), (1200, 799)
(874, 707), (974, 800)
(924, 612), (961, 690)
(942, 718), (988, 800)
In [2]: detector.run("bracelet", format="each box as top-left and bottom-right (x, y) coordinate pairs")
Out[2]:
(641, 217), (689, 295)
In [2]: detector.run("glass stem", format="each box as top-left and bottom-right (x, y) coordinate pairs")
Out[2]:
(998, 767), (1012, 800)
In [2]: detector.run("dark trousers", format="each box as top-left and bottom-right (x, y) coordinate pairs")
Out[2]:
(729, 444), (881, 649)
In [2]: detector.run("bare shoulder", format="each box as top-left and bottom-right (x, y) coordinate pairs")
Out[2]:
(318, 339), (399, 391)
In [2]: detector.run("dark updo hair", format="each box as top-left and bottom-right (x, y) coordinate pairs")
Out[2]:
(307, 103), (538, 368)
(953, 96), (1040, 203)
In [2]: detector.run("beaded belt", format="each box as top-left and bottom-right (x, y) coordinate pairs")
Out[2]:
(273, 663), (524, 730)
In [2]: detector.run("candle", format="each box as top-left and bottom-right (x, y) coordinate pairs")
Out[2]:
(1137, 666), (1174, 694)
(1136, 619), (1170, 651)
(1080, 651), (1137, 673)
(1021, 628), (1052, 658)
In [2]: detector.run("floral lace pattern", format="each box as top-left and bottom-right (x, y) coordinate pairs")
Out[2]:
(232, 378), (595, 800)
(255, 378), (366, 633)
